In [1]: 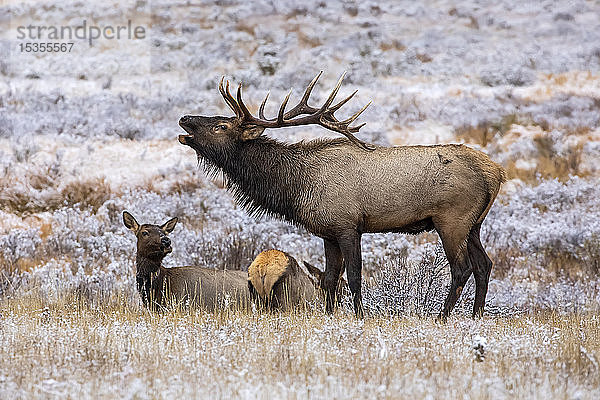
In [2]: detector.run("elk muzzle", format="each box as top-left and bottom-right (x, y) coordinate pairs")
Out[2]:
(178, 115), (196, 144)
(161, 236), (172, 254)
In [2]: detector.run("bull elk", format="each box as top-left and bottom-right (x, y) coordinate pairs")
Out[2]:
(123, 211), (250, 311)
(178, 72), (506, 319)
(247, 249), (345, 310)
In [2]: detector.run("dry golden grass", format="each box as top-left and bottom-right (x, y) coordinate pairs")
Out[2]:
(504, 140), (585, 184)
(454, 114), (519, 147)
(487, 234), (600, 282)
(456, 115), (590, 184)
(61, 178), (112, 212)
(0, 168), (114, 215)
(1, 291), (599, 399)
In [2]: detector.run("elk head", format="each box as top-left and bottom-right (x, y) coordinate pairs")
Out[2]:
(303, 261), (347, 296)
(123, 211), (178, 268)
(178, 71), (375, 154)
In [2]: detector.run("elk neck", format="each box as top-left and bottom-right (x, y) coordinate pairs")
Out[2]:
(135, 251), (163, 279)
(208, 136), (316, 224)
(134, 251), (165, 308)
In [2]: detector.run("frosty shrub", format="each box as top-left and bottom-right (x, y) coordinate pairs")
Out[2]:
(479, 62), (536, 87)
(483, 177), (600, 278)
(360, 244), (450, 316)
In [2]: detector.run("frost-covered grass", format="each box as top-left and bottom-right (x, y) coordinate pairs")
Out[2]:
(1, 294), (599, 399)
(1, 0), (600, 397)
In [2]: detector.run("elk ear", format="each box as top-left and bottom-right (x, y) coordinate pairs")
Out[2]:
(240, 125), (265, 141)
(160, 217), (178, 233)
(303, 261), (323, 281)
(123, 211), (139, 233)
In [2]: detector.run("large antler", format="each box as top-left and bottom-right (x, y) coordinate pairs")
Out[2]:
(218, 72), (375, 151)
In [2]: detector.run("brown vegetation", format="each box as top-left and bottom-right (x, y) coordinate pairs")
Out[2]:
(0, 168), (113, 215)
(454, 114), (518, 147)
(0, 293), (598, 398)
(505, 139), (585, 183)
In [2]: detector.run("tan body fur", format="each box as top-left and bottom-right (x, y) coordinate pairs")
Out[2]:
(247, 250), (319, 310)
(147, 266), (250, 311)
(300, 143), (504, 239)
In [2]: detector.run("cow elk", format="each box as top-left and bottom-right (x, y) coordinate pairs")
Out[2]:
(247, 249), (346, 310)
(178, 72), (506, 319)
(123, 211), (250, 311)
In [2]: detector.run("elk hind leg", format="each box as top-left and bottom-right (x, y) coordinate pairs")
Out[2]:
(337, 231), (364, 319)
(435, 222), (473, 320)
(440, 255), (472, 320)
(468, 223), (493, 317)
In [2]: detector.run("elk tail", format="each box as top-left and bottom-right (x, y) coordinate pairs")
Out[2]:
(247, 250), (294, 304)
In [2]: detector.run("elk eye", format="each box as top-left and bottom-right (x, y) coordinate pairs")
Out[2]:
(141, 231), (149, 237)
(214, 124), (227, 131)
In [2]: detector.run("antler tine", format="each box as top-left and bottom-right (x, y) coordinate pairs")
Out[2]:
(328, 89), (358, 113)
(320, 117), (375, 150)
(219, 77), (240, 117)
(301, 70), (322, 104)
(219, 76), (228, 98)
(348, 122), (366, 133)
(236, 83), (255, 120)
(218, 76), (225, 95)
(345, 133), (375, 150)
(214, 73), (374, 150)
(259, 92), (270, 119)
(319, 100), (374, 150)
(346, 133), (375, 150)
(277, 89), (292, 124)
(340, 100), (371, 125)
(220, 78), (243, 119)
(283, 71), (322, 120)
(319, 71), (346, 112)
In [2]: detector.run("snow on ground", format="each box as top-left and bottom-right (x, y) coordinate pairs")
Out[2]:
(0, 1), (599, 397)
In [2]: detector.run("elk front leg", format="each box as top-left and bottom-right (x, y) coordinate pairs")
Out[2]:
(323, 238), (343, 314)
(338, 231), (364, 319)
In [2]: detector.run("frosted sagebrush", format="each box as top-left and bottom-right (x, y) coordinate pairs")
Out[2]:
(483, 177), (600, 275)
(360, 244), (450, 316)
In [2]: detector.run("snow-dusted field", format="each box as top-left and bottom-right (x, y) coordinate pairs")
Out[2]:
(1, 0), (599, 398)
(2, 299), (600, 399)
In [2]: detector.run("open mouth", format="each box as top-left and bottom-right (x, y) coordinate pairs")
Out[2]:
(178, 134), (193, 145)
(163, 246), (172, 254)
(178, 116), (195, 145)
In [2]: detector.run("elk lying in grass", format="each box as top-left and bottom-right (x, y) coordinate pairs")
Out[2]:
(123, 211), (250, 311)
(178, 72), (506, 319)
(247, 249), (346, 310)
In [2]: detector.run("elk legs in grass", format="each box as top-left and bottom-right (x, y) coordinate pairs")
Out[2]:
(435, 218), (476, 320)
(469, 224), (494, 317)
(322, 238), (343, 314)
(338, 231), (364, 318)
(438, 222), (495, 320)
